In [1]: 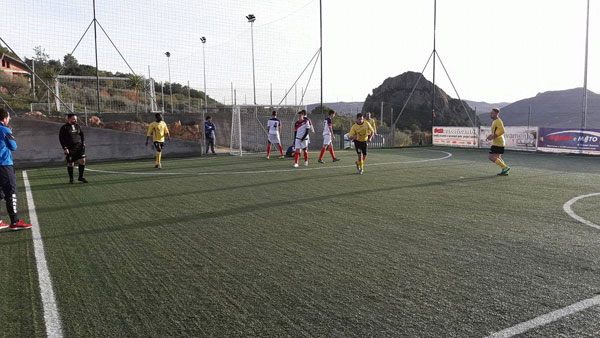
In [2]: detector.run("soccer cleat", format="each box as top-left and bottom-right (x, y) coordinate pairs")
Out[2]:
(0, 221), (8, 230)
(318, 159), (324, 164)
(155, 164), (159, 168)
(498, 166), (511, 176)
(304, 161), (309, 167)
(279, 155), (285, 159)
(157, 164), (162, 169)
(9, 220), (32, 231)
(78, 177), (89, 183)
(358, 169), (364, 175)
(333, 158), (341, 162)
(266, 156), (270, 160)
(293, 163), (299, 168)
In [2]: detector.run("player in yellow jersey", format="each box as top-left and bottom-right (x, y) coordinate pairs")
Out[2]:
(487, 108), (510, 176)
(365, 112), (377, 135)
(145, 113), (170, 169)
(348, 113), (374, 175)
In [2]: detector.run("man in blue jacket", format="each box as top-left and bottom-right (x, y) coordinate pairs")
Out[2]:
(0, 108), (32, 231)
(204, 116), (216, 155)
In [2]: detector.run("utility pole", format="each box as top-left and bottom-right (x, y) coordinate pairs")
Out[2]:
(93, 0), (101, 114)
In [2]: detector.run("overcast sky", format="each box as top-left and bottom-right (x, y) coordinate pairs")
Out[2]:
(1, 0), (598, 104)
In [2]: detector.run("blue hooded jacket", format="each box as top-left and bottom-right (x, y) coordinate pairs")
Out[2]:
(0, 122), (17, 166)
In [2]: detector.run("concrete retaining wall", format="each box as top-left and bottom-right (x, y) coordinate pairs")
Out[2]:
(11, 117), (202, 167)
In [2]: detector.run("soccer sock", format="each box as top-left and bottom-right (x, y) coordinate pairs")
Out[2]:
(359, 160), (364, 170)
(319, 147), (326, 160)
(267, 145), (271, 157)
(304, 151), (309, 162)
(156, 152), (162, 165)
(294, 152), (300, 164)
(329, 146), (336, 159)
(278, 144), (284, 155)
(67, 166), (74, 181)
(78, 164), (85, 179)
(495, 159), (507, 169)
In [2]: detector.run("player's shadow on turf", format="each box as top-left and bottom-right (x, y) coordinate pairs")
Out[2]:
(8, 174), (502, 242)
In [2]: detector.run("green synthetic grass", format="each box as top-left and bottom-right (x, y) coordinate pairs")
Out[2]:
(4, 147), (600, 337)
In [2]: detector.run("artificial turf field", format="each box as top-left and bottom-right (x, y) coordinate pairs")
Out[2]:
(2, 147), (600, 338)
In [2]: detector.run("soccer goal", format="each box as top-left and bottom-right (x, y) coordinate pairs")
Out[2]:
(228, 105), (307, 156)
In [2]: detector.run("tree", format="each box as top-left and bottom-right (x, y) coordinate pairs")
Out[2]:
(33, 46), (50, 63)
(311, 104), (333, 115)
(0, 72), (30, 96)
(128, 74), (144, 116)
(63, 54), (79, 72)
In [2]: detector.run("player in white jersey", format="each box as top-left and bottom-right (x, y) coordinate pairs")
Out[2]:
(293, 110), (313, 168)
(266, 111), (285, 159)
(318, 110), (340, 163)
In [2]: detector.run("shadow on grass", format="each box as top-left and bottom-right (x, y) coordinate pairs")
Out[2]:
(4, 174), (503, 243)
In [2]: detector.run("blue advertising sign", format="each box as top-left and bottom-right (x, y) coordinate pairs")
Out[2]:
(538, 128), (600, 154)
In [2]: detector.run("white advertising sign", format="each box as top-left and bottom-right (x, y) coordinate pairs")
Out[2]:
(479, 126), (538, 151)
(432, 127), (478, 148)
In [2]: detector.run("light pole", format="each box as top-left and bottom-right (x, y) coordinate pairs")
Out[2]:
(165, 51), (173, 113)
(246, 14), (257, 105)
(200, 36), (207, 114)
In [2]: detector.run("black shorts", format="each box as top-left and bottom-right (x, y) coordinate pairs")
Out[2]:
(153, 142), (165, 152)
(354, 140), (368, 155)
(66, 144), (86, 163)
(490, 146), (505, 154)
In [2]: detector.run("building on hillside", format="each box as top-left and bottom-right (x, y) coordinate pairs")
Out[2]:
(0, 53), (29, 77)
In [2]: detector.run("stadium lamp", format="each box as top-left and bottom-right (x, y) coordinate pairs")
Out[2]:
(246, 14), (256, 23)
(200, 37), (206, 44)
(165, 51), (171, 58)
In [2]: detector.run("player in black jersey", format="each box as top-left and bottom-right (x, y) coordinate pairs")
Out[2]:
(59, 114), (88, 184)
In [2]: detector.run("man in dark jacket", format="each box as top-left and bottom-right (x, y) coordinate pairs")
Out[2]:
(0, 108), (32, 231)
(204, 116), (217, 155)
(59, 114), (88, 184)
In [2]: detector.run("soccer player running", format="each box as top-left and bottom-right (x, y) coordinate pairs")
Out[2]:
(145, 113), (170, 169)
(266, 111), (285, 159)
(487, 108), (510, 176)
(205, 116), (217, 155)
(318, 110), (340, 163)
(0, 108), (32, 231)
(365, 112), (377, 136)
(293, 110), (312, 168)
(348, 113), (374, 175)
(59, 113), (88, 184)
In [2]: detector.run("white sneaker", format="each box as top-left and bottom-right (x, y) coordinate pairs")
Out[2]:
(293, 163), (299, 168)
(157, 164), (162, 169)
(304, 161), (309, 167)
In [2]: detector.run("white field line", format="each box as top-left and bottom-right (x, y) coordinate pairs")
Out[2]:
(23, 171), (64, 338)
(86, 150), (453, 176)
(485, 295), (600, 338)
(563, 193), (600, 230)
(486, 193), (600, 337)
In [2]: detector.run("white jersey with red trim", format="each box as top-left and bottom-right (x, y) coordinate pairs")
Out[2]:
(267, 118), (281, 135)
(294, 117), (312, 141)
(323, 117), (333, 136)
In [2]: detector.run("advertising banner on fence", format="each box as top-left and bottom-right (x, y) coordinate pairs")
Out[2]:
(479, 126), (538, 151)
(432, 127), (478, 148)
(538, 128), (600, 155)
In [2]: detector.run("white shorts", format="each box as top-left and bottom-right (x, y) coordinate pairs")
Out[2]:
(323, 134), (332, 146)
(268, 134), (281, 144)
(295, 138), (309, 150)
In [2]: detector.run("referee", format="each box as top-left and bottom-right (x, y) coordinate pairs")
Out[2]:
(59, 113), (88, 184)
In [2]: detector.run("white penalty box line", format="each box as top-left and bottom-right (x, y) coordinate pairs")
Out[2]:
(486, 193), (600, 338)
(23, 171), (64, 338)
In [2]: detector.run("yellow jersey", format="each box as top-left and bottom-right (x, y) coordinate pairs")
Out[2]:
(491, 118), (505, 147)
(348, 122), (374, 142)
(366, 118), (377, 134)
(147, 121), (169, 142)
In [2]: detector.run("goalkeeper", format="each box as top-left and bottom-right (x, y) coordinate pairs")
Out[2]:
(348, 113), (374, 175)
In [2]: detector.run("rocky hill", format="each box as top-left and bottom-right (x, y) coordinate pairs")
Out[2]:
(307, 102), (363, 116)
(497, 88), (600, 128)
(362, 72), (479, 130)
